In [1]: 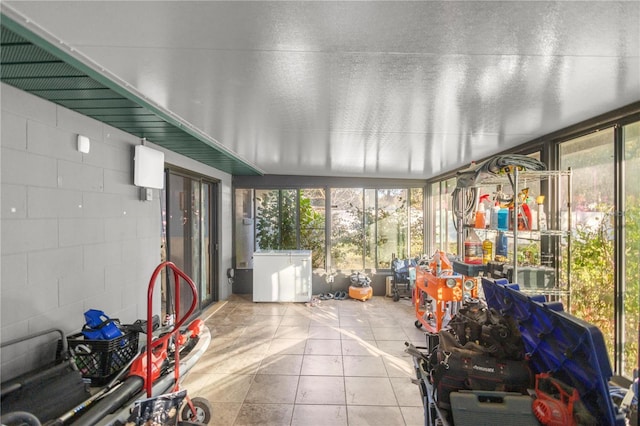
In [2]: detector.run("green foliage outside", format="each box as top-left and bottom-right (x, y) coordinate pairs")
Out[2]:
(569, 204), (639, 374)
(255, 190), (326, 268)
(410, 188), (425, 258)
(252, 186), (424, 282)
(299, 196), (326, 269)
(622, 201), (640, 376)
(331, 193), (410, 269)
(330, 199), (369, 269)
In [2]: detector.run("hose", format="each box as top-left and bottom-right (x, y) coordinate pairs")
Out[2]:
(452, 154), (546, 229)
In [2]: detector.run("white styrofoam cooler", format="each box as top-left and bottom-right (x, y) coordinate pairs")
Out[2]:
(252, 250), (312, 302)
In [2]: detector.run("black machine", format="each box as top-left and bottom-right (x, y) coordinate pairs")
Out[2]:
(390, 256), (417, 301)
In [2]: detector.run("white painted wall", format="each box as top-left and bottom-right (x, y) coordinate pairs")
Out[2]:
(0, 83), (233, 380)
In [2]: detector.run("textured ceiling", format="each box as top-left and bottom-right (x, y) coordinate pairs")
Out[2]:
(2, 1), (639, 178)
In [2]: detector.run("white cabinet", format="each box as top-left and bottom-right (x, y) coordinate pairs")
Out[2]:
(252, 250), (312, 302)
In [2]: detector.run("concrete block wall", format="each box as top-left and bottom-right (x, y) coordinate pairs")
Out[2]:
(0, 83), (233, 380)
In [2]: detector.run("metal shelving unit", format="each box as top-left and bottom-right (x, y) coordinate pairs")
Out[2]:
(456, 169), (572, 301)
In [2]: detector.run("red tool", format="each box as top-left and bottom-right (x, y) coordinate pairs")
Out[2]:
(532, 373), (579, 426)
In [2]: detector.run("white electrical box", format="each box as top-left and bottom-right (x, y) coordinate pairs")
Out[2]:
(134, 145), (165, 189)
(252, 250), (312, 302)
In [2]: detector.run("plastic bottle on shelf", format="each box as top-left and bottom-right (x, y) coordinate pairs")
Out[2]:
(474, 203), (486, 229)
(497, 208), (509, 231)
(537, 195), (547, 231)
(489, 202), (500, 230)
(464, 228), (483, 264)
(482, 237), (493, 264)
(485, 206), (491, 228)
(520, 203), (532, 230)
(528, 197), (538, 230)
(495, 231), (508, 259)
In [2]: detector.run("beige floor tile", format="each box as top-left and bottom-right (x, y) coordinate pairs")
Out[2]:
(382, 356), (415, 378)
(244, 374), (299, 404)
(343, 355), (387, 377)
(182, 372), (252, 403)
(206, 353), (262, 375)
(375, 340), (410, 358)
(372, 326), (409, 341)
(341, 339), (379, 356)
(233, 403), (293, 425)
(290, 404), (348, 426)
(226, 338), (271, 357)
(234, 304), (288, 317)
(296, 375), (346, 405)
(241, 325), (279, 342)
(243, 314), (284, 326)
(346, 405), (406, 425)
(274, 325), (310, 339)
(210, 314), (250, 327)
(207, 324), (248, 340)
(284, 304), (314, 316)
(257, 353), (303, 375)
(301, 354), (344, 376)
(280, 315), (312, 326)
(339, 316), (371, 327)
(390, 377), (424, 407)
(267, 338), (307, 355)
(304, 339), (342, 355)
(344, 377), (397, 406)
(309, 314), (340, 327)
(400, 406), (427, 426)
(208, 402), (242, 426)
(308, 326), (342, 339)
(403, 324), (429, 344)
(367, 315), (396, 327)
(338, 326), (375, 341)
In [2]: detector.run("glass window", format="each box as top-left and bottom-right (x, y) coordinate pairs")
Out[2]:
(623, 120), (640, 378)
(234, 188), (254, 269)
(376, 189), (408, 268)
(442, 178), (458, 254)
(255, 189), (299, 250)
(300, 188), (326, 269)
(559, 128), (615, 364)
(430, 181), (441, 253)
(410, 187), (425, 258)
(241, 185), (425, 272)
(255, 189), (281, 250)
(364, 189), (377, 269)
(331, 188), (364, 270)
(280, 189), (298, 249)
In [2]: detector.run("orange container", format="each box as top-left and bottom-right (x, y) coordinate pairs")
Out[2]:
(349, 285), (373, 301)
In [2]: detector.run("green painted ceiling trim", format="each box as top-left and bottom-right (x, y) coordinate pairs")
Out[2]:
(0, 13), (262, 176)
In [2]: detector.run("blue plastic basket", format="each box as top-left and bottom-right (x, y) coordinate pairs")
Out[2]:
(481, 277), (625, 426)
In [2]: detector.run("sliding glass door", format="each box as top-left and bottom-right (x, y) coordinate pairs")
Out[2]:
(163, 170), (217, 319)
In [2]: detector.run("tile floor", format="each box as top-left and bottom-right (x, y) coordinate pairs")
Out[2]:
(182, 294), (427, 425)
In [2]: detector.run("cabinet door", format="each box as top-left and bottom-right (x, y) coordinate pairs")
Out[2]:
(293, 254), (312, 302)
(253, 252), (312, 302)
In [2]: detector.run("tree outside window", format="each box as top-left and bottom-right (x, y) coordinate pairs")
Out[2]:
(253, 186), (424, 271)
(560, 129), (616, 366)
(255, 189), (326, 269)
